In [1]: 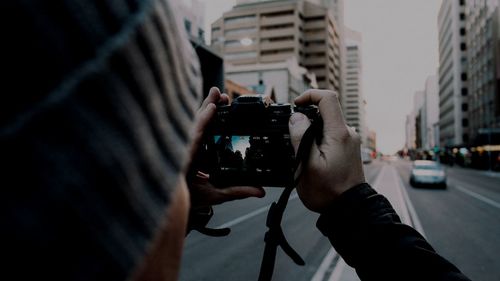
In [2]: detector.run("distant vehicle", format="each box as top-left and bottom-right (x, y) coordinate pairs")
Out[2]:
(410, 160), (447, 188)
(361, 148), (372, 164)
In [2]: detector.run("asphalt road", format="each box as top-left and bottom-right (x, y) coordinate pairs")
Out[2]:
(180, 159), (500, 281)
(179, 163), (383, 281)
(394, 160), (500, 281)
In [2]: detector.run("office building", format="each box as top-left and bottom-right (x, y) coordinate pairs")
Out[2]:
(423, 75), (440, 149)
(466, 0), (500, 144)
(179, 0), (206, 44)
(437, 0), (469, 147)
(343, 27), (366, 144)
(210, 0), (342, 101)
(224, 79), (259, 102)
(224, 57), (317, 103)
(367, 130), (377, 153)
(405, 114), (416, 150)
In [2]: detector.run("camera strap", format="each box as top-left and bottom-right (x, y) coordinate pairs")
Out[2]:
(257, 120), (320, 281)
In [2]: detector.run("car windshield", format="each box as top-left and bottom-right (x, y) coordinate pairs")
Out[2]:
(414, 165), (440, 170)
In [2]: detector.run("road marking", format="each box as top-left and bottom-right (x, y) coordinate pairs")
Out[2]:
(327, 258), (346, 281)
(387, 166), (412, 225)
(215, 193), (299, 229)
(311, 165), (390, 281)
(395, 167), (427, 237)
(455, 184), (500, 210)
(310, 249), (337, 281)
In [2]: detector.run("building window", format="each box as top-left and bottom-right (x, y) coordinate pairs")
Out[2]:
(224, 27), (258, 36)
(460, 0), (465, 6)
(260, 48), (294, 56)
(460, 13), (465, 20)
(461, 103), (468, 112)
(198, 29), (205, 41)
(261, 10), (294, 18)
(224, 15), (256, 25)
(184, 19), (192, 34)
(460, 28), (466, 36)
(461, 87), (468, 96)
(460, 43), (467, 51)
(461, 73), (467, 81)
(224, 51), (258, 60)
(463, 134), (469, 143)
(462, 118), (468, 127)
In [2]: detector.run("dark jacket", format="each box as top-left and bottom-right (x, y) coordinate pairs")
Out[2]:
(317, 183), (471, 281)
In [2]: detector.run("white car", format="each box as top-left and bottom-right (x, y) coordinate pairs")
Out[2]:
(409, 160), (447, 189)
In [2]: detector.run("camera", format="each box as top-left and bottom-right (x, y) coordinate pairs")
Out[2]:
(198, 95), (320, 187)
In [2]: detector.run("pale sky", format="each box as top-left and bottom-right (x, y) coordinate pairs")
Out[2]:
(194, 0), (442, 154)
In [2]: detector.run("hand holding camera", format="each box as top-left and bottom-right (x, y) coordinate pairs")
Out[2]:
(188, 88), (265, 209)
(188, 88), (365, 213)
(289, 90), (366, 212)
(200, 90), (321, 187)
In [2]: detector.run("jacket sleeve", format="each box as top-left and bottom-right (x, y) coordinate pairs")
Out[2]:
(316, 183), (471, 281)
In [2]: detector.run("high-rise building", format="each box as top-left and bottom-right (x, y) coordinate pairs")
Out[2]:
(210, 0), (342, 101)
(414, 90), (425, 149)
(179, 0), (206, 44)
(179, 0), (224, 97)
(343, 27), (366, 144)
(437, 0), (469, 147)
(367, 130), (377, 153)
(405, 114), (416, 150)
(421, 75), (440, 149)
(406, 76), (440, 151)
(466, 0), (500, 144)
(224, 57), (317, 102)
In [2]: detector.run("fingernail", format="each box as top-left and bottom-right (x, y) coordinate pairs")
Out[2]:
(209, 87), (219, 95)
(207, 103), (216, 111)
(290, 113), (305, 125)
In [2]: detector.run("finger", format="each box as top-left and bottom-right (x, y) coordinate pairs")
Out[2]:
(218, 186), (266, 202)
(220, 93), (230, 105)
(199, 87), (221, 112)
(294, 90), (346, 131)
(196, 102), (217, 132)
(189, 103), (217, 160)
(288, 113), (311, 155)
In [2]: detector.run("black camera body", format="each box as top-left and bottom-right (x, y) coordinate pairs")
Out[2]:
(199, 95), (320, 187)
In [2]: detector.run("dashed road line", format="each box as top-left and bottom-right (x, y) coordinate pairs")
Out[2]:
(395, 167), (426, 237)
(454, 184), (500, 210)
(310, 249), (337, 281)
(215, 193), (299, 229)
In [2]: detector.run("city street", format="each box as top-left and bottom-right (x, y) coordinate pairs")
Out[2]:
(179, 159), (500, 281)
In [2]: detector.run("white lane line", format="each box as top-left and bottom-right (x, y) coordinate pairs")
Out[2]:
(388, 166), (412, 225)
(215, 193), (299, 229)
(310, 249), (337, 281)
(327, 258), (346, 281)
(371, 164), (388, 191)
(455, 184), (500, 210)
(395, 167), (426, 237)
(311, 166), (389, 281)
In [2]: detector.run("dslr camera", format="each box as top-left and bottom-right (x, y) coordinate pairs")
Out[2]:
(199, 95), (320, 187)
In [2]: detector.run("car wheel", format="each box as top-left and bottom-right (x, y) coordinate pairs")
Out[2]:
(410, 177), (416, 187)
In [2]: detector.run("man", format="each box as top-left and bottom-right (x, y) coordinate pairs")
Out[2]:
(1, 0), (470, 280)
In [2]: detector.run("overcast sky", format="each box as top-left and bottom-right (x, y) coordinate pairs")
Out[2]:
(195, 0), (442, 154)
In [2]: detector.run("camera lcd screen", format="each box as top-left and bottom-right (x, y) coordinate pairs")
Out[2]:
(210, 134), (295, 186)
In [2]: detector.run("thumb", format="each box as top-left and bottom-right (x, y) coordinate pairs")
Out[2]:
(289, 113), (311, 155)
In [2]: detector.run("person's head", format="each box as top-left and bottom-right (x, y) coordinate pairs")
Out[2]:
(1, 0), (200, 280)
